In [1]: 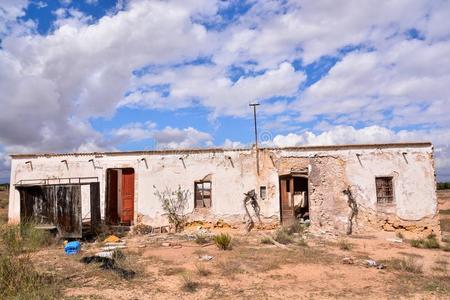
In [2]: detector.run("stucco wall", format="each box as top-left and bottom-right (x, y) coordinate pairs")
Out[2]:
(8, 144), (440, 237)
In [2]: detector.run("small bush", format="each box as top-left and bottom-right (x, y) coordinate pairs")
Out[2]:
(194, 232), (211, 245)
(213, 233), (232, 250)
(273, 228), (293, 245)
(260, 237), (274, 244)
(181, 274), (199, 292)
(338, 239), (352, 251)
(195, 264), (211, 276)
(0, 255), (59, 299)
(288, 222), (305, 234)
(0, 222), (52, 255)
(390, 256), (423, 273)
(155, 186), (189, 232)
(410, 234), (440, 249)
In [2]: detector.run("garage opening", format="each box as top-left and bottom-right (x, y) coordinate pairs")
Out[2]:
(279, 175), (309, 226)
(17, 181), (100, 238)
(106, 168), (135, 225)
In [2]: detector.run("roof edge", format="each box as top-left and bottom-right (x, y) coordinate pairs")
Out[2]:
(9, 142), (433, 159)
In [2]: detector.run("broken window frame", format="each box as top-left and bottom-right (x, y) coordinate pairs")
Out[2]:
(194, 180), (212, 208)
(259, 186), (267, 200)
(375, 176), (394, 204)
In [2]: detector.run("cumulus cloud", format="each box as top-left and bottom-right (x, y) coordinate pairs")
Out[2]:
(267, 125), (450, 181)
(0, 0), (450, 182)
(111, 123), (212, 150)
(124, 62), (306, 117)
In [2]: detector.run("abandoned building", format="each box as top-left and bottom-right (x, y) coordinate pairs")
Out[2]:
(7, 142), (441, 238)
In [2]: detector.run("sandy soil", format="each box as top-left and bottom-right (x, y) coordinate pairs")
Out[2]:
(1, 189), (449, 299)
(29, 226), (450, 300)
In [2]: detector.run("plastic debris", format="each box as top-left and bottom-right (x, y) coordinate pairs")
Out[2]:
(199, 255), (214, 261)
(101, 245), (127, 251)
(365, 259), (385, 269)
(95, 251), (114, 259)
(104, 235), (121, 243)
(386, 238), (403, 243)
(64, 241), (81, 255)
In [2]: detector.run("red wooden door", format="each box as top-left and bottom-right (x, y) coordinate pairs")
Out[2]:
(121, 169), (134, 225)
(280, 177), (295, 226)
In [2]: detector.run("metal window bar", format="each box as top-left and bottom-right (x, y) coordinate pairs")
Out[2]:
(376, 177), (394, 204)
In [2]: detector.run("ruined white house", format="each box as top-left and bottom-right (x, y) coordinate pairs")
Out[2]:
(8, 142), (440, 238)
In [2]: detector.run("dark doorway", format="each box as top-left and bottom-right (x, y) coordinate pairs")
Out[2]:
(18, 185), (82, 238)
(106, 168), (135, 225)
(279, 175), (309, 226)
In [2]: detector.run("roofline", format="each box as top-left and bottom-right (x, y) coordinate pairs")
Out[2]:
(9, 142), (433, 159)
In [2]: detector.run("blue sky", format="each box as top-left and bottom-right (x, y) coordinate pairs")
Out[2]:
(0, 0), (450, 181)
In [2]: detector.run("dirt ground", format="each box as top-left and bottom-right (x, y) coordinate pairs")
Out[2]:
(30, 226), (449, 299)
(2, 190), (450, 299)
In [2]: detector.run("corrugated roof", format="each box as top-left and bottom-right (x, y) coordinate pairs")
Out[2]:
(9, 142), (432, 159)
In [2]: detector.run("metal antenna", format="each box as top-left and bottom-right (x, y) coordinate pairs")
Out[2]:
(249, 103), (260, 175)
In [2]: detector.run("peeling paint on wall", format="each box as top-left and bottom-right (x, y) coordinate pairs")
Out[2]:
(8, 143), (440, 238)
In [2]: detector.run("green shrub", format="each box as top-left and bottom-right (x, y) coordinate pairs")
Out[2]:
(213, 233), (232, 250)
(273, 227), (293, 245)
(410, 234), (440, 249)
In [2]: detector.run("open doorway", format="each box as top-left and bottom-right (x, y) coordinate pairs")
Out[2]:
(106, 168), (135, 225)
(279, 175), (309, 226)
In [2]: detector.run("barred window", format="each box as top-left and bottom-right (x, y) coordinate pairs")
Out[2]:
(376, 177), (394, 204)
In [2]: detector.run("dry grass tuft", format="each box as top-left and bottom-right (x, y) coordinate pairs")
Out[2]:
(410, 234), (440, 249)
(0, 222), (59, 299)
(181, 274), (200, 292)
(260, 236), (274, 245)
(273, 227), (293, 245)
(388, 256), (423, 273)
(195, 263), (211, 276)
(338, 239), (353, 251)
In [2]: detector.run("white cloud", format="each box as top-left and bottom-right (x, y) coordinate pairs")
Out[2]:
(296, 40), (450, 127)
(125, 62), (306, 117)
(0, 1), (215, 155)
(112, 122), (156, 141)
(0, 0), (450, 182)
(268, 125), (450, 181)
(153, 127), (213, 149)
(0, 0), (29, 36)
(111, 122), (212, 150)
(222, 139), (246, 149)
